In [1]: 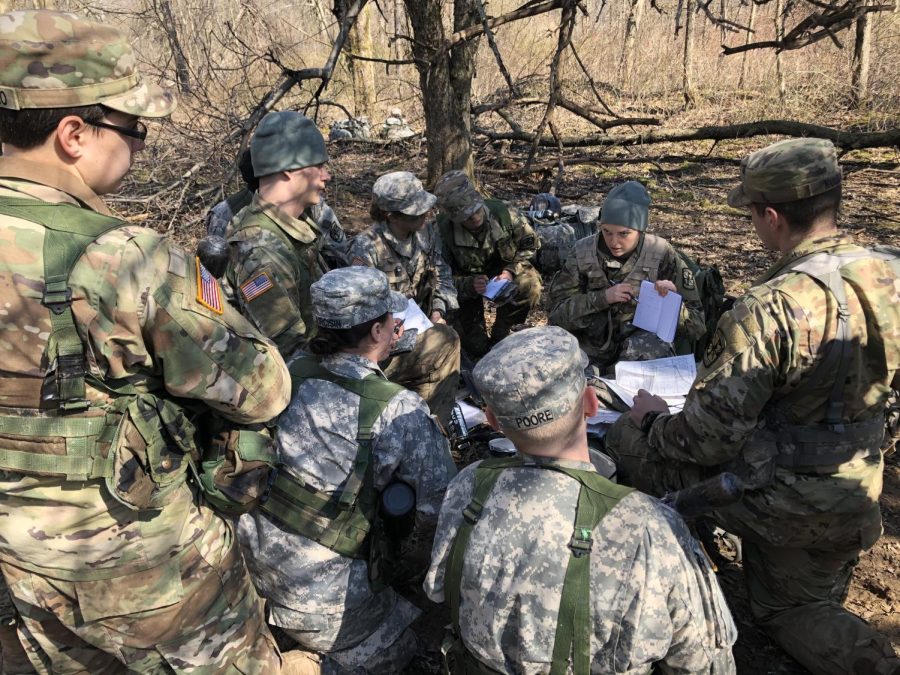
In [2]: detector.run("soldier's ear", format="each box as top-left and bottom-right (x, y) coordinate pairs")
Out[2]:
(55, 115), (91, 160)
(583, 386), (599, 420)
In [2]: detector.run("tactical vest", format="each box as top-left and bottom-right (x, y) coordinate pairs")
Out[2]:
(368, 224), (433, 305)
(0, 198), (197, 511)
(574, 232), (669, 295)
(441, 456), (633, 675)
(732, 246), (900, 487)
(260, 356), (405, 559)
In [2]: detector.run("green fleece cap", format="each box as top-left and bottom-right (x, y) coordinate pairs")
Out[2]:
(251, 111), (329, 178)
(600, 181), (651, 232)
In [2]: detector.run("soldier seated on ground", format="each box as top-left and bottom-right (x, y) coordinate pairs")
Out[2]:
(425, 326), (737, 674)
(432, 170), (543, 359)
(349, 171), (461, 424)
(548, 181), (705, 372)
(238, 266), (457, 675)
(225, 111), (333, 358)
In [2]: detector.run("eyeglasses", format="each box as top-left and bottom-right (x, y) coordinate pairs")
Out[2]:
(85, 119), (148, 142)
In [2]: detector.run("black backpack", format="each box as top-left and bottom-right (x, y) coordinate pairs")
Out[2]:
(675, 249), (732, 360)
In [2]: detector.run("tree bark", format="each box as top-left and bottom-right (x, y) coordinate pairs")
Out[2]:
(621, 0), (644, 87)
(775, 0), (786, 101)
(850, 2), (874, 106)
(738, 1), (757, 89)
(405, 0), (481, 183)
(682, 0), (697, 107)
(342, 1), (377, 116)
(157, 0), (191, 94)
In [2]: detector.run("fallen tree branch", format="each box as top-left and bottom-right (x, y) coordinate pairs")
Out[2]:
(475, 119), (900, 150)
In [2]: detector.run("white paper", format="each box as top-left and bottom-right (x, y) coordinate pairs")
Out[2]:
(395, 298), (433, 334)
(633, 280), (682, 343)
(483, 278), (510, 300)
(597, 355), (697, 408)
(456, 400), (487, 428)
(586, 410), (622, 425)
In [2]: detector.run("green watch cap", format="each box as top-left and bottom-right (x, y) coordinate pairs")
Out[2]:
(600, 181), (651, 232)
(251, 111), (329, 178)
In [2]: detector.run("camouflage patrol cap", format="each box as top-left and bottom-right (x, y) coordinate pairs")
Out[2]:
(473, 326), (589, 432)
(0, 10), (176, 117)
(433, 169), (485, 224)
(727, 138), (842, 207)
(600, 181), (650, 232)
(251, 111), (329, 178)
(311, 266), (406, 330)
(372, 171), (437, 216)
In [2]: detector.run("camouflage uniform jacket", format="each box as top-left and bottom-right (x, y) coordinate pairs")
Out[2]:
(226, 192), (328, 355)
(645, 232), (900, 548)
(349, 221), (458, 315)
(437, 201), (540, 299)
(0, 157), (291, 581)
(549, 233), (705, 363)
(425, 455), (737, 674)
(238, 352), (456, 614)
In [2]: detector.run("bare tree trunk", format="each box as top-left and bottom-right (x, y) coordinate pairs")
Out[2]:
(156, 0), (191, 93)
(405, 0), (481, 183)
(738, 1), (757, 88)
(347, 2), (377, 116)
(850, 3), (874, 106)
(682, 0), (697, 107)
(775, 0), (786, 101)
(620, 0), (644, 87)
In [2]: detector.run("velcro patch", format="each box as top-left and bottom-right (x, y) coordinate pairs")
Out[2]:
(702, 327), (727, 368)
(240, 273), (274, 302)
(682, 268), (696, 290)
(195, 258), (224, 314)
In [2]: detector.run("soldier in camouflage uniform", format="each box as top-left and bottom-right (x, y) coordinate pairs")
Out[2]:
(225, 111), (333, 357)
(605, 139), (900, 675)
(425, 326), (737, 674)
(433, 170), (543, 358)
(239, 266), (457, 674)
(0, 10), (296, 673)
(549, 181), (705, 370)
(349, 172), (460, 423)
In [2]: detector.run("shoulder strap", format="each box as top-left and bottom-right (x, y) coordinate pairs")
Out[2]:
(574, 234), (602, 275)
(627, 233), (668, 283)
(0, 197), (125, 411)
(444, 458), (632, 675)
(484, 199), (512, 232)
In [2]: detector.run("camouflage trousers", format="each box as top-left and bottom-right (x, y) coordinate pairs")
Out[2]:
(0, 517), (282, 674)
(605, 416), (900, 675)
(270, 587), (419, 675)
(384, 323), (460, 425)
(451, 266), (542, 359)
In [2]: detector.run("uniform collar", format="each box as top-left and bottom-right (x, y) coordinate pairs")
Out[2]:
(320, 352), (387, 380)
(755, 231), (849, 285)
(374, 220), (421, 258)
(251, 192), (321, 244)
(518, 452), (597, 473)
(451, 205), (498, 249)
(0, 156), (112, 215)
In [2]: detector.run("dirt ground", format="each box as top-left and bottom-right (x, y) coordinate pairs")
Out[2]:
(313, 139), (900, 674)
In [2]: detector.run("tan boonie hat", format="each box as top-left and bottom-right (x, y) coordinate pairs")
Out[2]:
(727, 138), (842, 208)
(0, 10), (175, 117)
(311, 266), (407, 330)
(372, 171), (437, 216)
(433, 169), (485, 224)
(473, 326), (589, 431)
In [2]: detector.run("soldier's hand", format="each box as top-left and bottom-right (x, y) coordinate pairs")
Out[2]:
(473, 275), (489, 294)
(430, 311), (446, 325)
(628, 389), (670, 425)
(496, 270), (514, 283)
(654, 280), (676, 296)
(392, 319), (405, 344)
(605, 283), (634, 305)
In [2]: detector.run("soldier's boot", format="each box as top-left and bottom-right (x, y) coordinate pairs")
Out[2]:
(281, 649), (322, 675)
(0, 619), (36, 674)
(452, 297), (490, 358)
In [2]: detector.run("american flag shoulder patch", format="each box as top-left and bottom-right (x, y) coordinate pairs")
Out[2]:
(240, 272), (274, 302)
(195, 257), (224, 314)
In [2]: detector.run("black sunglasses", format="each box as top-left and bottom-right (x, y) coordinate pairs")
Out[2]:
(85, 119), (148, 142)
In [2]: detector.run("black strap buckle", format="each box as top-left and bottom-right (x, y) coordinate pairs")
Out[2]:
(42, 287), (73, 315)
(569, 528), (593, 557)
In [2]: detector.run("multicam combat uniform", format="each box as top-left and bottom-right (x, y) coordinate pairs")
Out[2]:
(0, 159), (290, 673)
(437, 200), (543, 358)
(226, 193), (328, 356)
(426, 451), (737, 673)
(349, 222), (460, 423)
(549, 232), (705, 368)
(239, 351), (456, 673)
